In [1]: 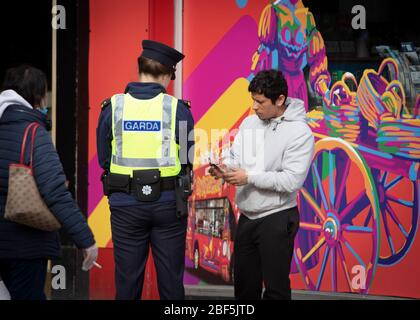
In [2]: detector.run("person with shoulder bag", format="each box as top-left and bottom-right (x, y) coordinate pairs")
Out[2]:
(0, 65), (98, 300)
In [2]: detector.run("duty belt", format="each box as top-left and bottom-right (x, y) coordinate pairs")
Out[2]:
(130, 177), (176, 193)
(103, 172), (176, 196)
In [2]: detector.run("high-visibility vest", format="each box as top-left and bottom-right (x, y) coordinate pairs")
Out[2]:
(110, 92), (181, 177)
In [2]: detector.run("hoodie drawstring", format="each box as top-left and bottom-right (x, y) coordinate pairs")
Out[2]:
(272, 116), (285, 131)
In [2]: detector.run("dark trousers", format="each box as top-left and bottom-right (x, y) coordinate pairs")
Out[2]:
(234, 207), (299, 300)
(110, 201), (187, 300)
(0, 259), (47, 300)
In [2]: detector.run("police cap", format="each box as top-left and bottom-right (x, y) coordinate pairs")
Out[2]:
(141, 40), (185, 70)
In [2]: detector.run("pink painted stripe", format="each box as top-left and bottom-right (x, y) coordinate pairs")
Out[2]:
(183, 15), (259, 122)
(88, 154), (105, 216)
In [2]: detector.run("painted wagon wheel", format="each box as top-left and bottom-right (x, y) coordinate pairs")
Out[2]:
(370, 167), (420, 266)
(295, 138), (380, 294)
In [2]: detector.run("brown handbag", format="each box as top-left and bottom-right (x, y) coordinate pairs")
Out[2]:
(4, 122), (61, 231)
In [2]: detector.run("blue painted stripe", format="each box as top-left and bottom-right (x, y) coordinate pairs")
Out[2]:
(385, 176), (403, 191)
(271, 49), (279, 69)
(345, 226), (372, 233)
(377, 137), (420, 142)
(313, 164), (329, 211)
(358, 145), (393, 159)
(409, 163), (418, 181)
(316, 247), (330, 290)
(344, 241), (366, 268)
(398, 223), (409, 238)
(388, 235), (395, 255)
(390, 198), (414, 207)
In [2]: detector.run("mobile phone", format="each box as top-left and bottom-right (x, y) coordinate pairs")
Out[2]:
(210, 163), (225, 173)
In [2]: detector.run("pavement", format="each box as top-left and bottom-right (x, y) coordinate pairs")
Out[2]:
(184, 285), (411, 300)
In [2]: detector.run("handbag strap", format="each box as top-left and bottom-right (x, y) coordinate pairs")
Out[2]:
(19, 122), (40, 168)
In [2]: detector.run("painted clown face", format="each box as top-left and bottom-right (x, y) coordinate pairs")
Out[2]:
(275, 2), (309, 59)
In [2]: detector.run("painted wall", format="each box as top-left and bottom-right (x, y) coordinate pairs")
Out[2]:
(88, 0), (150, 249)
(182, 0), (420, 298)
(86, 0), (420, 298)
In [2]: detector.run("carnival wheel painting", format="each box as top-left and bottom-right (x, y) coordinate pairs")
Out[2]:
(371, 168), (420, 266)
(295, 138), (380, 294)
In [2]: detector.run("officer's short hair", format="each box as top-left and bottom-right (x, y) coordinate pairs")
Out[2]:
(138, 56), (174, 78)
(1, 64), (47, 107)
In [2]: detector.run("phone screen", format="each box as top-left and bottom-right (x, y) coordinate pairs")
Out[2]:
(211, 163), (225, 173)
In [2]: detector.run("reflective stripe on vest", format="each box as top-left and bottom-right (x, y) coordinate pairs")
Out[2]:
(110, 93), (180, 177)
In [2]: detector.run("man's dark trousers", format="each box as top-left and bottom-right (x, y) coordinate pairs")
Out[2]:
(110, 200), (187, 300)
(234, 206), (300, 300)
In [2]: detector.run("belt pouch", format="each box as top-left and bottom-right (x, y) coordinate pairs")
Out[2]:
(108, 173), (130, 194)
(132, 169), (161, 202)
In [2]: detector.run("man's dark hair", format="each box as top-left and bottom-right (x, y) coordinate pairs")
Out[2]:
(248, 69), (288, 104)
(1, 65), (47, 107)
(138, 56), (175, 78)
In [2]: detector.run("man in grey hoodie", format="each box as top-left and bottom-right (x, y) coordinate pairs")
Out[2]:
(210, 70), (314, 300)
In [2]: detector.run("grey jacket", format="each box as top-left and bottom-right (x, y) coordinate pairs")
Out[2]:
(227, 98), (314, 219)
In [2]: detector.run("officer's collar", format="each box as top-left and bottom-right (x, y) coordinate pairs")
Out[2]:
(124, 82), (166, 96)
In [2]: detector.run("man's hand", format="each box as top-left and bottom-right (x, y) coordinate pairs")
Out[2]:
(208, 164), (227, 180)
(224, 168), (248, 186)
(82, 244), (98, 271)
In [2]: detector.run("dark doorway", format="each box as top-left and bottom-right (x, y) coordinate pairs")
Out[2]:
(0, 1), (52, 87)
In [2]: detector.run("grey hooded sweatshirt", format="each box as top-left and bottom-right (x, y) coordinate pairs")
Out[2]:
(226, 97), (314, 219)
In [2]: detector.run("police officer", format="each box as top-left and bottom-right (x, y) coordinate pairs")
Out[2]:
(96, 40), (194, 300)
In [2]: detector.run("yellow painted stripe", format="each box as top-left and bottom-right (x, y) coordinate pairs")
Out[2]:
(300, 222), (323, 232)
(88, 197), (112, 248)
(300, 188), (326, 221)
(195, 77), (252, 133)
(302, 237), (326, 264)
(194, 77), (253, 164)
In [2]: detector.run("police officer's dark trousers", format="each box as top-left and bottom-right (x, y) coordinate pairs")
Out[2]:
(111, 200), (187, 300)
(234, 207), (299, 300)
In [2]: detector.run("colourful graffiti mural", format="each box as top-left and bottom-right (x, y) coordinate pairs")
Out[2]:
(299, 57), (420, 293)
(183, 0), (420, 298)
(86, 0), (420, 298)
(250, 0), (330, 110)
